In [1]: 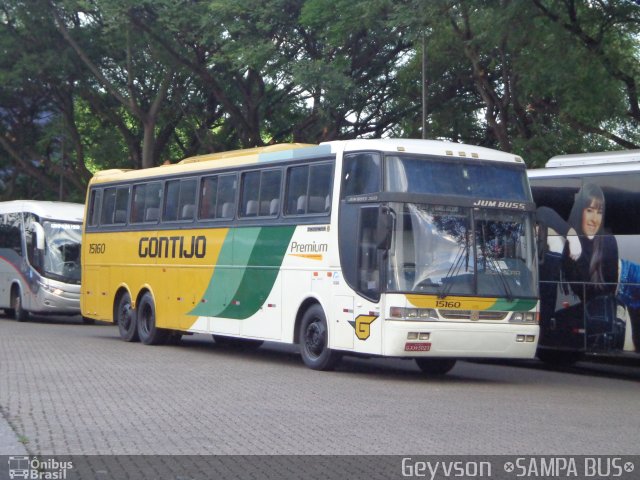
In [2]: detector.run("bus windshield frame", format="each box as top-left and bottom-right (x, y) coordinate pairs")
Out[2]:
(383, 202), (538, 299)
(40, 220), (82, 284)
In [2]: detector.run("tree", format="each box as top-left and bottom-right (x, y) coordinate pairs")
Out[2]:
(392, 0), (639, 166)
(532, 0), (640, 146)
(0, 1), (91, 201)
(49, 0), (191, 169)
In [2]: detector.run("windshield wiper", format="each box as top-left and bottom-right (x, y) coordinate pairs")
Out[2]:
(437, 237), (469, 299)
(479, 223), (514, 301)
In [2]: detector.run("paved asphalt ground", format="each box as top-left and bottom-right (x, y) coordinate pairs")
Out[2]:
(1, 314), (639, 461)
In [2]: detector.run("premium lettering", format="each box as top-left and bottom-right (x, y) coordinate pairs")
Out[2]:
(290, 241), (328, 254)
(139, 235), (206, 258)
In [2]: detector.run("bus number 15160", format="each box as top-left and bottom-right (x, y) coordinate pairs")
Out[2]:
(89, 243), (106, 254)
(435, 300), (461, 309)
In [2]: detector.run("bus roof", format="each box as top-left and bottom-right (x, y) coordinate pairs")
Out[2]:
(529, 149), (640, 179)
(545, 149), (640, 168)
(335, 138), (524, 164)
(0, 200), (84, 222)
(89, 139), (526, 185)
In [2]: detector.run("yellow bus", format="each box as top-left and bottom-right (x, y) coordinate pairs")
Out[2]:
(81, 139), (539, 374)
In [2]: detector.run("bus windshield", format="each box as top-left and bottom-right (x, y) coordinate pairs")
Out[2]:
(42, 221), (82, 284)
(385, 155), (531, 201)
(386, 203), (537, 298)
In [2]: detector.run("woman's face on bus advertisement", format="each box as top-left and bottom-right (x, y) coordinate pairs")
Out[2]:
(582, 199), (603, 238)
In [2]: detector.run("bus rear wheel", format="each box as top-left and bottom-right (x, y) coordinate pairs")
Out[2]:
(415, 358), (457, 376)
(299, 304), (341, 371)
(137, 292), (168, 345)
(116, 292), (138, 342)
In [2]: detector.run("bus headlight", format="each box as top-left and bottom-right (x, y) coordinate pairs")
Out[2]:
(509, 312), (538, 324)
(40, 283), (64, 296)
(389, 307), (438, 321)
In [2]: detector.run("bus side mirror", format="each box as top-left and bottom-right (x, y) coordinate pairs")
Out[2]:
(376, 207), (393, 250)
(28, 222), (45, 272)
(32, 222), (45, 251)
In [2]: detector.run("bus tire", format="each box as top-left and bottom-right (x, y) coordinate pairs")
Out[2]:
(415, 358), (457, 375)
(116, 292), (138, 342)
(11, 288), (28, 322)
(299, 304), (341, 371)
(136, 292), (168, 346)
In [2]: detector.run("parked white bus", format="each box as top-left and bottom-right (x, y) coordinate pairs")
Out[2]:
(0, 200), (85, 322)
(529, 150), (640, 364)
(82, 139), (540, 374)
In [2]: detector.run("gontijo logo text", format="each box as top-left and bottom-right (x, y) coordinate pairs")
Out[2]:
(138, 235), (206, 258)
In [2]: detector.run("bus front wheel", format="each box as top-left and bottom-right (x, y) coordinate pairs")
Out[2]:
(11, 289), (28, 322)
(137, 292), (168, 345)
(415, 358), (457, 376)
(299, 304), (341, 371)
(116, 292), (138, 342)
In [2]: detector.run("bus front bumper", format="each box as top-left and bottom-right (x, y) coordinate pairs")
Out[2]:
(384, 320), (539, 358)
(31, 286), (81, 315)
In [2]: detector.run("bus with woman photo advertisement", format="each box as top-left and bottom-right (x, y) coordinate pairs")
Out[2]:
(81, 139), (540, 375)
(529, 149), (640, 365)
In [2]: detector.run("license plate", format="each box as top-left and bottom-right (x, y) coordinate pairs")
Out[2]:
(405, 342), (431, 352)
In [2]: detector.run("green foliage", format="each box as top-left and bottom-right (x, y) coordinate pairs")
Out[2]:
(0, 0), (638, 201)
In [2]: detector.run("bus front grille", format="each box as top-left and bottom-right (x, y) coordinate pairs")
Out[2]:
(439, 310), (509, 321)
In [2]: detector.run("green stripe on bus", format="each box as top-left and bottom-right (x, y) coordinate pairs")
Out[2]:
(190, 226), (296, 319)
(490, 298), (538, 311)
(189, 228), (258, 317)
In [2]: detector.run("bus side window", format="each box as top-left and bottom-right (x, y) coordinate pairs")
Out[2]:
(165, 178), (196, 222)
(200, 174), (237, 220)
(285, 165), (308, 215)
(309, 163), (332, 213)
(240, 171), (260, 218)
(240, 169), (281, 218)
(164, 180), (180, 221)
(200, 176), (218, 220)
(341, 153), (381, 198)
(131, 182), (162, 224)
(114, 187), (129, 224)
(285, 162), (332, 215)
(217, 174), (237, 219)
(88, 190), (102, 227)
(0, 213), (23, 256)
(101, 188), (117, 225)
